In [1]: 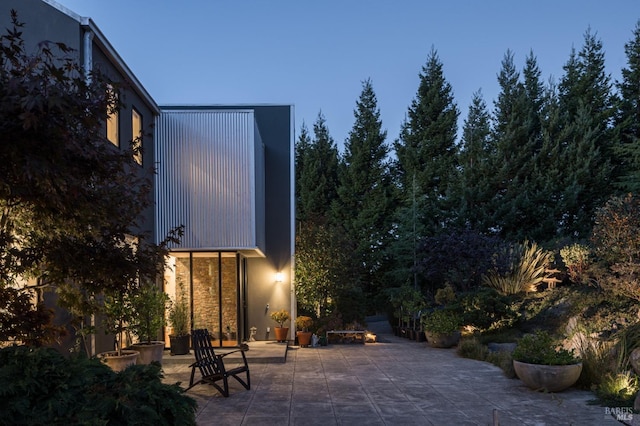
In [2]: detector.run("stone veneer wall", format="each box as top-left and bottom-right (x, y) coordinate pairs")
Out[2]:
(176, 255), (238, 343)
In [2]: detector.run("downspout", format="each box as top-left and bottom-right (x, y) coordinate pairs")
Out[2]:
(83, 27), (95, 356)
(289, 105), (296, 342)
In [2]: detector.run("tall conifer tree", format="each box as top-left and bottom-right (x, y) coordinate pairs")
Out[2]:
(393, 48), (459, 235)
(558, 29), (614, 238)
(297, 112), (339, 223)
(489, 50), (538, 240)
(332, 79), (393, 310)
(614, 20), (640, 192)
(455, 90), (493, 231)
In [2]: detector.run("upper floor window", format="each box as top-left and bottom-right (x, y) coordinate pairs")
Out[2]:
(106, 85), (119, 146)
(132, 108), (142, 165)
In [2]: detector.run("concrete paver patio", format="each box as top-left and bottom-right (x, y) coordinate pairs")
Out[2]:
(162, 320), (624, 425)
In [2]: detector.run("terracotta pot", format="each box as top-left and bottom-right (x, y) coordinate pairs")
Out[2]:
(297, 331), (313, 347)
(131, 341), (165, 365)
(99, 350), (139, 372)
(424, 331), (461, 348)
(274, 327), (289, 342)
(169, 334), (191, 355)
(513, 360), (582, 392)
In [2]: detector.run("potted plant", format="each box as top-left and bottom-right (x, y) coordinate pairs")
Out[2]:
(295, 316), (313, 347)
(168, 284), (190, 355)
(270, 309), (290, 342)
(512, 330), (582, 392)
(129, 281), (169, 365)
(99, 290), (139, 371)
(421, 308), (462, 348)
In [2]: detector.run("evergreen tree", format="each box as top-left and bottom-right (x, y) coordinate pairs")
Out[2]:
(294, 122), (311, 220)
(393, 47), (459, 235)
(558, 28), (615, 238)
(536, 79), (567, 239)
(614, 20), (640, 192)
(455, 90), (493, 231)
(297, 112), (339, 223)
(489, 50), (540, 241)
(332, 79), (394, 311)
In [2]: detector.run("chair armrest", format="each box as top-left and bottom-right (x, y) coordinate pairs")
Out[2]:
(218, 349), (244, 358)
(189, 353), (223, 367)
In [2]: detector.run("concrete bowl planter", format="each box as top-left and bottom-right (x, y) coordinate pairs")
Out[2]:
(513, 360), (583, 392)
(512, 331), (583, 392)
(131, 341), (165, 365)
(99, 350), (139, 372)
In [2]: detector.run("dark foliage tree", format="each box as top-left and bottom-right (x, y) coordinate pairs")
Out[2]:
(297, 112), (340, 223)
(454, 90), (493, 231)
(488, 50), (544, 241)
(557, 29), (615, 238)
(393, 47), (459, 235)
(332, 79), (394, 312)
(0, 12), (179, 347)
(415, 229), (506, 294)
(614, 21), (640, 192)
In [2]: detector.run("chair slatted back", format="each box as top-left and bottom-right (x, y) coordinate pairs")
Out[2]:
(192, 329), (223, 376)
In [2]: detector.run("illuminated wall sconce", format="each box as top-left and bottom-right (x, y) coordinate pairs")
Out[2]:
(275, 272), (284, 283)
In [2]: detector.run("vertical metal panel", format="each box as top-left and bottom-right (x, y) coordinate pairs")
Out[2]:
(155, 109), (265, 252)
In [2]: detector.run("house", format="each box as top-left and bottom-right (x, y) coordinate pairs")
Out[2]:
(1, 0), (295, 352)
(156, 105), (294, 346)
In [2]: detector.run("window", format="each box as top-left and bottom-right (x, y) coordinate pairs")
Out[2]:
(106, 85), (119, 146)
(132, 108), (142, 165)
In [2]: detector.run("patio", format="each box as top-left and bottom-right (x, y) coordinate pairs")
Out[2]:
(162, 320), (618, 425)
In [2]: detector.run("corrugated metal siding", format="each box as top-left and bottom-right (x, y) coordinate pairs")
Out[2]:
(155, 109), (265, 252)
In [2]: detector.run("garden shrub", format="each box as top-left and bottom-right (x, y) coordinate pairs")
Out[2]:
(486, 350), (516, 378)
(434, 284), (456, 305)
(591, 194), (640, 302)
(456, 337), (489, 361)
(0, 346), (196, 425)
(595, 371), (639, 407)
(458, 288), (519, 331)
(560, 243), (592, 285)
(591, 194), (640, 266)
(512, 330), (579, 365)
(482, 241), (557, 295)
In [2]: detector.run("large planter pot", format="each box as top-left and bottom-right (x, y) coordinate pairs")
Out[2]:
(99, 350), (139, 372)
(513, 360), (583, 392)
(297, 331), (313, 347)
(169, 334), (191, 355)
(424, 330), (461, 348)
(131, 341), (165, 365)
(274, 327), (289, 342)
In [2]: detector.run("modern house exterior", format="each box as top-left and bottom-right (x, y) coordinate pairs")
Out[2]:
(2, 0), (295, 353)
(156, 106), (295, 347)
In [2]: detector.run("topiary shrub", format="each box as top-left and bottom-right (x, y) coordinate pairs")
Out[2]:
(0, 346), (196, 425)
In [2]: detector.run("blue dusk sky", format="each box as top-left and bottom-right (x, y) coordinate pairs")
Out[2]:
(54, 0), (639, 151)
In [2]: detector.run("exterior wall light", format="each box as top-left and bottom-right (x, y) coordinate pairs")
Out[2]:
(275, 272), (283, 283)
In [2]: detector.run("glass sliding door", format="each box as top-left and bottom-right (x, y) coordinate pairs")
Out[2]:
(164, 251), (243, 348)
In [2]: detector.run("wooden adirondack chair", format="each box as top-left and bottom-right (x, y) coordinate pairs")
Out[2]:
(186, 328), (251, 397)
